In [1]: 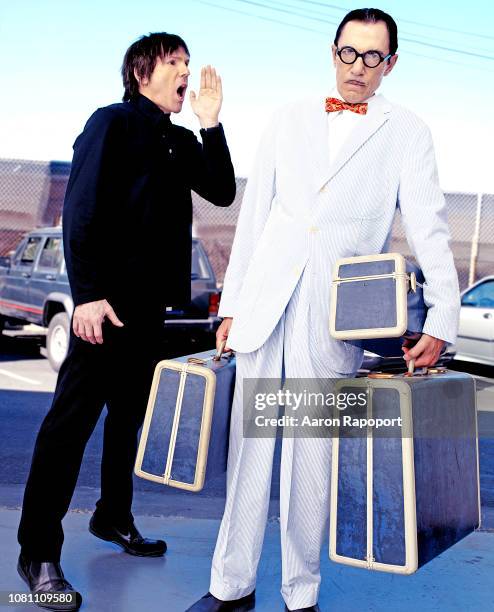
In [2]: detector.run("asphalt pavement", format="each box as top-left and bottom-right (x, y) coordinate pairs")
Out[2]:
(1, 332), (494, 611)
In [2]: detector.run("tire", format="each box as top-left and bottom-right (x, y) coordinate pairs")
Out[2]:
(46, 312), (70, 372)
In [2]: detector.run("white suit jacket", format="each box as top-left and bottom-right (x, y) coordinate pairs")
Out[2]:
(219, 94), (460, 368)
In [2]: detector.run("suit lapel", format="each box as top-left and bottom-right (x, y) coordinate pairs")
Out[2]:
(309, 96), (391, 190)
(303, 100), (331, 194)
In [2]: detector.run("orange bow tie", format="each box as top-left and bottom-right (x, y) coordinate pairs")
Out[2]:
(325, 97), (368, 115)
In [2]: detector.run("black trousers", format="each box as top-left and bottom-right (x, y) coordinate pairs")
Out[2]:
(18, 308), (163, 562)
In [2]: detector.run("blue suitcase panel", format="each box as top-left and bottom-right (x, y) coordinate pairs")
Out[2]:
(140, 369), (181, 478)
(336, 437), (367, 560)
(372, 387), (406, 567)
(373, 436), (406, 566)
(411, 380), (480, 566)
(335, 277), (398, 331)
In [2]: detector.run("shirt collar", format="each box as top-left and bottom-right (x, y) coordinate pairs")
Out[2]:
(129, 93), (172, 129)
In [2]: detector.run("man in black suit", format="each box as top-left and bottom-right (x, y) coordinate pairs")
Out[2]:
(17, 32), (235, 610)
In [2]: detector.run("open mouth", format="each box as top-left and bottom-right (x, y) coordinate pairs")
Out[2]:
(176, 85), (187, 100)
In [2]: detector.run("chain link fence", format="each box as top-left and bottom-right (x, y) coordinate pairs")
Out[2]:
(0, 157), (492, 290)
(0, 159), (68, 256)
(192, 177), (245, 285)
(388, 192), (494, 291)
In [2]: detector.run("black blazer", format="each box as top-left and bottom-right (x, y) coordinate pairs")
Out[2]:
(62, 93), (236, 310)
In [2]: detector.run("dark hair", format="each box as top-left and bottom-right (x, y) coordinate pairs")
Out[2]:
(334, 8), (398, 56)
(121, 32), (190, 101)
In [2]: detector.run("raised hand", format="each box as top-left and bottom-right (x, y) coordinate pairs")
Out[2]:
(190, 65), (223, 129)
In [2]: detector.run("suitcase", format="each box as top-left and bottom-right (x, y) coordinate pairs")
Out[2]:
(329, 369), (480, 574)
(329, 253), (427, 356)
(134, 345), (235, 492)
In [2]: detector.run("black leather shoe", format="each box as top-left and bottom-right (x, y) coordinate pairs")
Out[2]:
(17, 554), (82, 611)
(88, 512), (167, 556)
(185, 590), (255, 611)
(284, 605), (320, 612)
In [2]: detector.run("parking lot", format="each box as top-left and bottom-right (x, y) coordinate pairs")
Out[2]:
(1, 329), (494, 611)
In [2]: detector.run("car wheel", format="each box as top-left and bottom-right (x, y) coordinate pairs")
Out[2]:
(47, 312), (70, 372)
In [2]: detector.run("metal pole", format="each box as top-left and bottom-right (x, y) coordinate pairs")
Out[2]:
(468, 193), (483, 287)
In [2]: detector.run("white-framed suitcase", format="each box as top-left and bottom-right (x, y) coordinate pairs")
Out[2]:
(329, 369), (480, 574)
(134, 346), (235, 492)
(329, 253), (427, 356)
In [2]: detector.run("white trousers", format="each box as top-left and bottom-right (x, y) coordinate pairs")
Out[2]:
(210, 277), (348, 610)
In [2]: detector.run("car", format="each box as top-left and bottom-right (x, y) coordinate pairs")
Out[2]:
(0, 227), (221, 371)
(451, 275), (494, 367)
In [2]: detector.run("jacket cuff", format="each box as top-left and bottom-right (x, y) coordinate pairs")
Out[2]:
(421, 305), (460, 346)
(199, 123), (225, 140)
(72, 291), (108, 307)
(218, 294), (236, 319)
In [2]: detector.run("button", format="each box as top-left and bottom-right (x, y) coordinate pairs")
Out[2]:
(309, 226), (319, 233)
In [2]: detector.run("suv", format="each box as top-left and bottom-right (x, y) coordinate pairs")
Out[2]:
(0, 227), (221, 371)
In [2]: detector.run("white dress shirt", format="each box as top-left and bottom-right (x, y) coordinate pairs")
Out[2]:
(327, 87), (380, 164)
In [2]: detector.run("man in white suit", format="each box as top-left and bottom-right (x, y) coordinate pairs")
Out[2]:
(187, 8), (460, 612)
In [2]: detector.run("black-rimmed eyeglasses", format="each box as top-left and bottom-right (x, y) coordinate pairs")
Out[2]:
(337, 46), (391, 68)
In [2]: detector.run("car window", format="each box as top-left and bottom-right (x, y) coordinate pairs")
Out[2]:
(12, 240), (25, 262)
(462, 280), (494, 308)
(191, 243), (211, 280)
(16, 236), (42, 266)
(38, 237), (63, 270)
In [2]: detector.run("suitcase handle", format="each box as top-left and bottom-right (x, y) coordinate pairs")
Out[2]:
(213, 339), (234, 362)
(368, 359), (421, 377)
(187, 357), (207, 365)
(369, 359), (447, 378)
(333, 271), (422, 292)
(404, 360), (446, 377)
(406, 359), (417, 376)
(185, 341), (234, 366)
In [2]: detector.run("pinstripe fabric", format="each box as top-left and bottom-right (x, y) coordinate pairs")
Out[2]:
(219, 95), (460, 357)
(210, 277), (345, 610)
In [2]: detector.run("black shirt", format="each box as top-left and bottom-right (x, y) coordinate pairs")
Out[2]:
(62, 93), (235, 310)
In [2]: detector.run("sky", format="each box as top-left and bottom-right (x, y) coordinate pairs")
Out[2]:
(0, 0), (493, 192)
